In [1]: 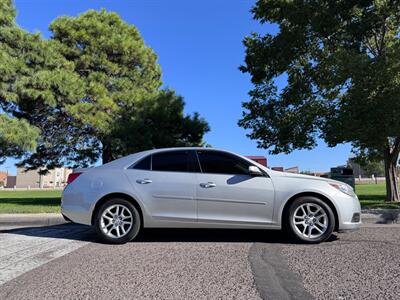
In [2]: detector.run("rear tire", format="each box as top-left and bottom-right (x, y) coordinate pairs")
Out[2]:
(285, 196), (335, 243)
(94, 198), (141, 244)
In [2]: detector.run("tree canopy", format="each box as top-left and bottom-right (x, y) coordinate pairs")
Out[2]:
(47, 9), (208, 163)
(239, 0), (400, 201)
(0, 0), (41, 162)
(49, 9), (163, 164)
(0, 115), (39, 164)
(0, 2), (209, 169)
(0, 0), (90, 169)
(110, 90), (210, 159)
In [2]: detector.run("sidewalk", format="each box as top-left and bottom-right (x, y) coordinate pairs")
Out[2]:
(1, 209), (399, 230)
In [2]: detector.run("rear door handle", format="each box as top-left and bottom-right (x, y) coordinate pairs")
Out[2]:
(200, 182), (216, 188)
(136, 179), (152, 184)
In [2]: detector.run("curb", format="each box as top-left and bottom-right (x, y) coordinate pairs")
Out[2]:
(0, 213), (67, 229)
(361, 209), (400, 224)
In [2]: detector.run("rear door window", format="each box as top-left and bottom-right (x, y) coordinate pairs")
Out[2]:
(132, 155), (151, 170)
(151, 150), (199, 173)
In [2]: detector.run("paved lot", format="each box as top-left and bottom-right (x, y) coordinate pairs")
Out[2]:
(0, 226), (262, 300)
(0, 224), (399, 299)
(0, 224), (91, 285)
(281, 226), (400, 299)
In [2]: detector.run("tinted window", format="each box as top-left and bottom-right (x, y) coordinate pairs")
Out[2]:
(133, 155), (151, 170)
(197, 151), (251, 175)
(152, 151), (195, 172)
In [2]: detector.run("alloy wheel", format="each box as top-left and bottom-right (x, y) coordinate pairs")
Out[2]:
(292, 203), (328, 239)
(100, 204), (133, 239)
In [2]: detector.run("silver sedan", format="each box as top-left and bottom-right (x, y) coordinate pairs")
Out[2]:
(61, 147), (361, 244)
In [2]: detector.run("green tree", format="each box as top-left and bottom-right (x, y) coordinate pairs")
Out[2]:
(0, 0), (14, 27)
(0, 0), (40, 163)
(49, 9), (162, 163)
(348, 157), (385, 177)
(239, 0), (400, 201)
(1, 4), (209, 169)
(0, 115), (39, 164)
(49, 9), (209, 163)
(0, 0), (92, 170)
(110, 89), (210, 159)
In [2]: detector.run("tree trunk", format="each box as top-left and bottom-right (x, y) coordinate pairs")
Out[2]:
(383, 143), (400, 202)
(102, 142), (112, 164)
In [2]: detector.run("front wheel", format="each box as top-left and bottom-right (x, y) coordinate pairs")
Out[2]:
(94, 198), (141, 244)
(286, 196), (335, 243)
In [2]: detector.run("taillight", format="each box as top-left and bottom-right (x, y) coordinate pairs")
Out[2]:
(67, 172), (82, 184)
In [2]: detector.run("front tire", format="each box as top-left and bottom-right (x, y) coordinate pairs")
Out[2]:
(95, 198), (141, 244)
(286, 196), (335, 243)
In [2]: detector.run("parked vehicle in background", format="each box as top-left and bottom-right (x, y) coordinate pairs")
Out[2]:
(330, 167), (356, 189)
(62, 148), (361, 244)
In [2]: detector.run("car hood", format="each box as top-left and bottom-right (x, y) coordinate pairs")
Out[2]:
(270, 170), (344, 185)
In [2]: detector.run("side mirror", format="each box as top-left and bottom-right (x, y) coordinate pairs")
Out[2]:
(248, 166), (263, 176)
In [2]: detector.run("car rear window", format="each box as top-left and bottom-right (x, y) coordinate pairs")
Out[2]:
(132, 155), (151, 170)
(152, 150), (196, 172)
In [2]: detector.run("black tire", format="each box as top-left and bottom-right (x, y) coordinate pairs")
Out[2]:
(94, 198), (141, 244)
(285, 196), (335, 243)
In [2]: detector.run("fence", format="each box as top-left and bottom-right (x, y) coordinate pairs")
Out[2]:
(355, 177), (386, 184)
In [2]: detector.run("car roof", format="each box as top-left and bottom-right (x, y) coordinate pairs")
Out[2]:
(98, 147), (244, 169)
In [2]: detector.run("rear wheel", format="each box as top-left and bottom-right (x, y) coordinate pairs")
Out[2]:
(286, 196), (335, 243)
(95, 198), (141, 244)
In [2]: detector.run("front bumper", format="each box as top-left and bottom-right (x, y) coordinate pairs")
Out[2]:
(334, 192), (362, 231)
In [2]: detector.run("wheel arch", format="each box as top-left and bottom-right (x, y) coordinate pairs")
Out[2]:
(281, 192), (339, 231)
(91, 192), (144, 227)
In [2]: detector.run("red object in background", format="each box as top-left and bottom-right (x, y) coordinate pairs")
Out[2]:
(271, 167), (284, 172)
(246, 156), (267, 167)
(67, 172), (82, 184)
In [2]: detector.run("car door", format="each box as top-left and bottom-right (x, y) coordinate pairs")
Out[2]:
(195, 150), (274, 225)
(125, 150), (199, 223)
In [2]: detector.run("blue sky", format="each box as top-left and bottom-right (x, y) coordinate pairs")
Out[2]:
(3, 0), (352, 175)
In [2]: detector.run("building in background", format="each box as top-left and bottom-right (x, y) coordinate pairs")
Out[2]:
(271, 166), (300, 173)
(347, 161), (367, 178)
(15, 167), (73, 188)
(0, 171), (7, 187)
(5, 176), (16, 188)
(246, 156), (267, 167)
(271, 167), (284, 172)
(284, 166), (299, 174)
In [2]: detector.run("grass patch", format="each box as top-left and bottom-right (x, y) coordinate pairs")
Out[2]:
(0, 190), (62, 214)
(355, 183), (400, 209)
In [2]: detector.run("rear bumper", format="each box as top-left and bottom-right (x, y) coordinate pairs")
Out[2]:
(61, 184), (93, 225)
(61, 213), (72, 222)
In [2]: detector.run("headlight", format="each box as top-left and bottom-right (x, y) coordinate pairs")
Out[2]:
(329, 183), (356, 197)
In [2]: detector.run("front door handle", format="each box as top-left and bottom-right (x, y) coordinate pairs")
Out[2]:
(136, 179), (152, 184)
(200, 182), (216, 188)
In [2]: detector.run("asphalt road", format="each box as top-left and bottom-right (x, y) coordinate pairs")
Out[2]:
(281, 226), (400, 299)
(0, 224), (399, 299)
